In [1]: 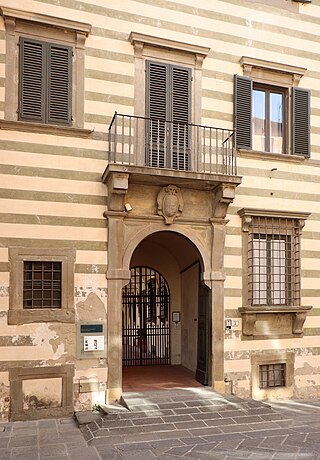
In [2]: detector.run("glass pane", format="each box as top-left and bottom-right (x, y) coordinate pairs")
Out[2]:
(270, 239), (286, 304)
(253, 89), (266, 151)
(252, 237), (267, 305)
(270, 92), (283, 153)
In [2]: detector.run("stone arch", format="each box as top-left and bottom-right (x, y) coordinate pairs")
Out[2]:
(122, 225), (210, 281)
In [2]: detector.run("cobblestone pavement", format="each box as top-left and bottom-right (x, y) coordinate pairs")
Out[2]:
(82, 388), (320, 460)
(1, 389), (320, 459)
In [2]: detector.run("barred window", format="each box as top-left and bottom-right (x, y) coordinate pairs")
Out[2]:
(248, 216), (300, 306)
(259, 363), (286, 389)
(23, 261), (62, 309)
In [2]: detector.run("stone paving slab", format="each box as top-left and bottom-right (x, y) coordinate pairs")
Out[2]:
(1, 390), (320, 459)
(83, 389), (320, 459)
(0, 417), (100, 460)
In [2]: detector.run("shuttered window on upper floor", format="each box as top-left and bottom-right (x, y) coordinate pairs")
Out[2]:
(19, 37), (72, 125)
(234, 75), (310, 158)
(146, 60), (191, 170)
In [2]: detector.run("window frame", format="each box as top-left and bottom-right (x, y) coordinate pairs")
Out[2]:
(259, 363), (286, 389)
(239, 209), (309, 309)
(249, 219), (298, 308)
(235, 57), (309, 159)
(130, 32), (209, 126)
(23, 260), (62, 309)
(251, 352), (294, 400)
(252, 83), (287, 154)
(1, 7), (91, 132)
(8, 248), (76, 325)
(238, 208), (311, 339)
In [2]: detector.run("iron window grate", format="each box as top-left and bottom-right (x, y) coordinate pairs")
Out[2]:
(259, 363), (286, 389)
(248, 216), (300, 306)
(23, 261), (62, 309)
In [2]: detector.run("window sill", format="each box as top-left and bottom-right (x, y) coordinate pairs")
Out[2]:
(238, 305), (312, 338)
(238, 149), (307, 163)
(0, 119), (93, 138)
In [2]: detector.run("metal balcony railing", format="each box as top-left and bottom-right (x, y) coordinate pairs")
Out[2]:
(108, 112), (237, 175)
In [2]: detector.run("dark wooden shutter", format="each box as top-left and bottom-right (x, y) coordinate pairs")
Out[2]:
(146, 61), (191, 170)
(19, 38), (72, 125)
(48, 44), (72, 125)
(146, 61), (168, 167)
(171, 65), (191, 170)
(234, 75), (252, 150)
(292, 87), (310, 157)
(19, 38), (45, 122)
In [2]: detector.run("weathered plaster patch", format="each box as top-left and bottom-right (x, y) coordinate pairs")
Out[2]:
(75, 287), (107, 298)
(0, 336), (33, 346)
(225, 350), (251, 360)
(31, 324), (66, 360)
(231, 380), (250, 399)
(294, 381), (320, 399)
(295, 361), (320, 376)
(0, 372), (10, 420)
(74, 392), (92, 412)
(0, 311), (7, 320)
(76, 292), (106, 322)
(0, 287), (9, 297)
(23, 377), (62, 410)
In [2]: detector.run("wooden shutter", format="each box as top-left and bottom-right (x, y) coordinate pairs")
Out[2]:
(292, 87), (310, 157)
(146, 61), (168, 167)
(19, 38), (45, 122)
(19, 38), (72, 125)
(146, 61), (191, 170)
(48, 44), (72, 125)
(234, 75), (252, 150)
(171, 65), (191, 170)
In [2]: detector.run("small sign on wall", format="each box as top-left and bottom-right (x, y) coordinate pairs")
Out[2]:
(77, 322), (106, 359)
(83, 335), (104, 352)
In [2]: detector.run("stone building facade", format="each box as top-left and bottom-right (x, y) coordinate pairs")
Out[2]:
(0, 0), (319, 421)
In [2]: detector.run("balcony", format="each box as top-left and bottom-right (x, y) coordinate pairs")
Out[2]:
(103, 113), (241, 216)
(107, 113), (237, 176)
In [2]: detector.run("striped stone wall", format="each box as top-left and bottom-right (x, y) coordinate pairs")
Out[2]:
(0, 0), (319, 418)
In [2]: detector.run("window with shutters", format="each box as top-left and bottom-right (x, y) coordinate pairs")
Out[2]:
(130, 33), (209, 170)
(146, 61), (191, 170)
(8, 248), (76, 325)
(19, 38), (72, 125)
(234, 57), (310, 158)
(1, 8), (91, 134)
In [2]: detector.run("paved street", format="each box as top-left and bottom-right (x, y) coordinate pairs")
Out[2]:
(1, 388), (320, 459)
(83, 388), (320, 459)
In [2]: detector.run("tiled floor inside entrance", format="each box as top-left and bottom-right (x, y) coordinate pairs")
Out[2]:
(122, 365), (203, 391)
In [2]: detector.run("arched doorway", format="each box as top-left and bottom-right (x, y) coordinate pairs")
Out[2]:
(122, 231), (211, 388)
(122, 266), (170, 366)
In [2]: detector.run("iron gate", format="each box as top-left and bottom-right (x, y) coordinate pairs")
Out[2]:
(122, 266), (170, 366)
